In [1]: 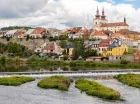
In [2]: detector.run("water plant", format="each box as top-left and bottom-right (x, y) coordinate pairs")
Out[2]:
(116, 73), (140, 88)
(0, 76), (35, 86)
(37, 76), (73, 91)
(75, 78), (122, 101)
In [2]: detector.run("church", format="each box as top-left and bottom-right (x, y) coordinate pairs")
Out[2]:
(93, 7), (129, 33)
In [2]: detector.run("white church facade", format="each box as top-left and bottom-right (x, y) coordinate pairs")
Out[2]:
(93, 7), (129, 33)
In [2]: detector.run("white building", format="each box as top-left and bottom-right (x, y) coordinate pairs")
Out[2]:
(93, 7), (129, 33)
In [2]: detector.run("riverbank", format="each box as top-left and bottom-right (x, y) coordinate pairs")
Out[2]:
(26, 59), (140, 69)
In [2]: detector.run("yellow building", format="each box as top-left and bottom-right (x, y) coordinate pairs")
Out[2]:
(102, 39), (128, 57)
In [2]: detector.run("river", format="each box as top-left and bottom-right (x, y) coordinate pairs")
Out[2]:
(0, 78), (139, 104)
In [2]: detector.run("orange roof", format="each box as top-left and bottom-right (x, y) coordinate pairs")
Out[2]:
(111, 33), (124, 39)
(32, 28), (46, 34)
(98, 39), (110, 47)
(101, 22), (129, 27)
(94, 31), (107, 36)
(43, 42), (55, 51)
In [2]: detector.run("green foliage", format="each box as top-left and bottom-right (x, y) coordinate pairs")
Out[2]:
(0, 55), (6, 65)
(60, 40), (67, 48)
(72, 41), (85, 60)
(120, 58), (128, 64)
(7, 42), (22, 54)
(75, 78), (122, 100)
(85, 49), (98, 58)
(0, 76), (35, 86)
(63, 55), (68, 61)
(116, 74), (140, 88)
(38, 76), (73, 91)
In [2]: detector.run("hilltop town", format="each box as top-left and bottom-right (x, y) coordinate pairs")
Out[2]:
(0, 7), (140, 62)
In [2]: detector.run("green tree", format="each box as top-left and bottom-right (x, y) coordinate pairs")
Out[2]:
(7, 42), (22, 54)
(72, 41), (85, 60)
(60, 40), (67, 48)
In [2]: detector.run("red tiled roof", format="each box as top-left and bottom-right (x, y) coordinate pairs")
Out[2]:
(94, 31), (108, 36)
(32, 28), (46, 34)
(98, 39), (110, 47)
(111, 33), (124, 39)
(101, 22), (129, 27)
(43, 42), (55, 51)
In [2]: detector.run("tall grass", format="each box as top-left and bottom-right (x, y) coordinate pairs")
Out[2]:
(116, 74), (140, 88)
(0, 76), (35, 86)
(37, 76), (73, 91)
(75, 78), (122, 101)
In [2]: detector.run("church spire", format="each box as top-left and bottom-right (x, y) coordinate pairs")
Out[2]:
(124, 16), (126, 23)
(102, 7), (104, 16)
(95, 6), (100, 19)
(101, 7), (106, 20)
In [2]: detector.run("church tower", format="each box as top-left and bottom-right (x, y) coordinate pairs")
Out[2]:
(93, 7), (102, 30)
(101, 7), (107, 24)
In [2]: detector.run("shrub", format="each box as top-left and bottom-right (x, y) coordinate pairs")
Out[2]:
(120, 58), (128, 64)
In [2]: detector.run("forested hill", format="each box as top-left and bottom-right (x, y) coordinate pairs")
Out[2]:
(1, 26), (33, 31)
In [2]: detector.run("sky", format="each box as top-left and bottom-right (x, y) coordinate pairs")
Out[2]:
(0, 0), (140, 31)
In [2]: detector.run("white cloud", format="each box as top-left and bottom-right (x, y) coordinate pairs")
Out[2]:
(0, 0), (139, 32)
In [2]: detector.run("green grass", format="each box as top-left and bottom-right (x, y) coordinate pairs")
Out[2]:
(116, 74), (140, 88)
(0, 76), (35, 86)
(75, 78), (122, 101)
(37, 76), (73, 91)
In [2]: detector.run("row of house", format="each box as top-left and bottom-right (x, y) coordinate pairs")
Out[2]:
(0, 27), (65, 39)
(66, 27), (140, 48)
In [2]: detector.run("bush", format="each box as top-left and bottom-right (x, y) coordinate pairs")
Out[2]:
(37, 76), (73, 91)
(116, 74), (140, 88)
(0, 76), (35, 86)
(120, 59), (128, 64)
(75, 78), (122, 101)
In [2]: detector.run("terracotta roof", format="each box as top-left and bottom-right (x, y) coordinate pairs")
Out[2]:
(98, 39), (110, 47)
(102, 30), (113, 35)
(101, 22), (129, 27)
(71, 27), (82, 33)
(111, 33), (124, 39)
(43, 42), (55, 51)
(94, 31), (108, 36)
(32, 28), (46, 34)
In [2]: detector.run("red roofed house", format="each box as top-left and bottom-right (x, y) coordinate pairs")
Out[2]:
(91, 30), (108, 40)
(98, 39), (110, 55)
(43, 42), (62, 55)
(30, 28), (47, 38)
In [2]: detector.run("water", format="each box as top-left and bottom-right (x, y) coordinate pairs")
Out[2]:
(0, 79), (140, 104)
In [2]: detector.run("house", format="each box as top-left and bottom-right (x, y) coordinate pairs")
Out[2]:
(48, 28), (62, 37)
(64, 42), (75, 58)
(98, 39), (110, 55)
(25, 29), (35, 36)
(91, 31), (108, 40)
(17, 32), (26, 39)
(30, 28), (47, 38)
(111, 33), (125, 39)
(82, 29), (94, 40)
(90, 40), (101, 50)
(43, 42), (62, 55)
(5, 30), (18, 37)
(102, 38), (128, 57)
(34, 43), (47, 53)
(68, 27), (82, 39)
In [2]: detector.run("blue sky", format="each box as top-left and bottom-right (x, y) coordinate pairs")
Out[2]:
(98, 0), (139, 8)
